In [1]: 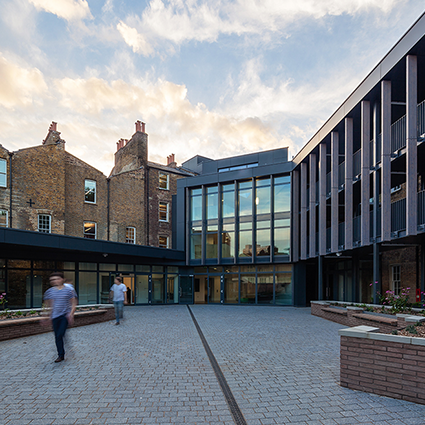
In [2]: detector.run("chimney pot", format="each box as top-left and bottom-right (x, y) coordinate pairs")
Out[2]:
(142, 122), (145, 133)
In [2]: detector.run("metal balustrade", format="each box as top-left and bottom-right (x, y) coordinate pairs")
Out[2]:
(418, 99), (425, 138)
(391, 115), (406, 153)
(391, 198), (406, 233)
(353, 150), (361, 178)
(338, 162), (345, 187)
(418, 190), (425, 226)
(338, 222), (345, 248)
(353, 216), (361, 243)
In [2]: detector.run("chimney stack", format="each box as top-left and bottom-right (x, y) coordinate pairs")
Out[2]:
(135, 120), (146, 133)
(167, 154), (176, 167)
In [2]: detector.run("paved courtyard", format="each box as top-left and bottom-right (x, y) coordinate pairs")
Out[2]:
(1, 305), (425, 425)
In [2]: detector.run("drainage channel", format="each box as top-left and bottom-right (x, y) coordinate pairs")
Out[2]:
(187, 305), (247, 425)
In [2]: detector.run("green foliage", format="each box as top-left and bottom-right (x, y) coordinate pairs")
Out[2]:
(405, 325), (417, 334)
(391, 330), (398, 335)
(381, 288), (411, 313)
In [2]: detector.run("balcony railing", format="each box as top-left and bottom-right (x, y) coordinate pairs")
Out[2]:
(353, 150), (361, 178)
(391, 198), (406, 233)
(418, 190), (425, 226)
(338, 162), (345, 187)
(391, 115), (406, 153)
(418, 99), (425, 137)
(338, 222), (345, 248)
(353, 216), (361, 243)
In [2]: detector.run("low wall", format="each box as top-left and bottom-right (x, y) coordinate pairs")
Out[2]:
(0, 306), (115, 342)
(311, 301), (422, 333)
(339, 326), (425, 405)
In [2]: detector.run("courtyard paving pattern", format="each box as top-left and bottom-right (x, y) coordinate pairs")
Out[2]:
(1, 305), (424, 425)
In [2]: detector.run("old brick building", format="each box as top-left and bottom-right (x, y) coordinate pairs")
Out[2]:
(0, 120), (194, 248)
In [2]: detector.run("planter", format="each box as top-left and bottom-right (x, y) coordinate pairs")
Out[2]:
(339, 326), (425, 405)
(0, 305), (115, 342)
(311, 301), (424, 332)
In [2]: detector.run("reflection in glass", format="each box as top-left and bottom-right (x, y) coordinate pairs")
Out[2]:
(207, 188), (218, 219)
(79, 272), (97, 304)
(206, 233), (218, 258)
(222, 231), (234, 258)
(209, 276), (221, 303)
(224, 274), (238, 303)
(222, 190), (235, 217)
(275, 273), (292, 305)
(274, 184), (290, 212)
(238, 182), (252, 216)
(274, 228), (290, 255)
(256, 186), (271, 214)
(8, 269), (30, 308)
(152, 274), (164, 304)
(190, 228), (202, 259)
(256, 228), (271, 256)
(257, 274), (273, 304)
(167, 274), (179, 303)
(274, 175), (290, 184)
(191, 195), (202, 221)
(240, 275), (255, 303)
(136, 275), (149, 303)
(239, 230), (252, 257)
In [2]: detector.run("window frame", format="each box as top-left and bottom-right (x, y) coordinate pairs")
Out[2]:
(126, 227), (136, 244)
(159, 202), (169, 222)
(159, 235), (169, 248)
(38, 214), (51, 233)
(0, 209), (8, 227)
(0, 158), (6, 188)
(159, 172), (169, 190)
(84, 179), (97, 204)
(391, 264), (401, 296)
(83, 221), (97, 239)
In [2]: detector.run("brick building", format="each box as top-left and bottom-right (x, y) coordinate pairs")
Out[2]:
(0, 120), (194, 248)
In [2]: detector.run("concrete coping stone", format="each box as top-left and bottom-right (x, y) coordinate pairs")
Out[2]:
(339, 325), (425, 345)
(404, 316), (425, 323)
(310, 301), (330, 305)
(346, 306), (364, 311)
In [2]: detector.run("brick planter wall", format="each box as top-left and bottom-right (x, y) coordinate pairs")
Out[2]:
(339, 326), (425, 405)
(0, 306), (115, 342)
(311, 301), (422, 333)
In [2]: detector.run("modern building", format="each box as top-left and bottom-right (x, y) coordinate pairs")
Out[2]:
(2, 12), (425, 309)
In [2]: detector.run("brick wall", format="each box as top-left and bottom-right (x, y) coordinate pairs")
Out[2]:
(340, 330), (425, 405)
(381, 246), (419, 303)
(11, 144), (66, 234)
(65, 153), (108, 240)
(109, 169), (146, 244)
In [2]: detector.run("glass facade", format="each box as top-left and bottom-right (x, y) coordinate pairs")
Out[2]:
(189, 174), (291, 263)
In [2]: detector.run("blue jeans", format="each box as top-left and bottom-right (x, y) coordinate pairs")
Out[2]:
(114, 301), (124, 323)
(52, 315), (68, 358)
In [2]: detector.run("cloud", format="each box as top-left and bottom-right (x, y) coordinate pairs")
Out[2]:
(116, 21), (153, 56)
(0, 55), (48, 108)
(28, 0), (92, 21)
(117, 0), (402, 53)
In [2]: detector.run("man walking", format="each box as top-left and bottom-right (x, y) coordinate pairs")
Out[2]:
(110, 276), (127, 325)
(43, 272), (77, 363)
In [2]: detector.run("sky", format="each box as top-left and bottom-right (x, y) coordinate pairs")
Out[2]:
(0, 1), (424, 176)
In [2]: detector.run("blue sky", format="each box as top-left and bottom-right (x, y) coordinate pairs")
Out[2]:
(0, 0), (424, 175)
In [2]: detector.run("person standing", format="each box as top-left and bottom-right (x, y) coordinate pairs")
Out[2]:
(43, 272), (77, 363)
(110, 276), (127, 325)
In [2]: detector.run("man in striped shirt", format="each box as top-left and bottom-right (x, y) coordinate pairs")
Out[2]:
(44, 272), (77, 363)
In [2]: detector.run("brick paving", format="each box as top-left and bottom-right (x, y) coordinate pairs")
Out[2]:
(1, 305), (425, 424)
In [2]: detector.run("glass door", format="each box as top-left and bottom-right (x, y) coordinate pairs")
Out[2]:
(179, 275), (193, 304)
(110, 273), (134, 304)
(135, 274), (150, 304)
(208, 275), (222, 303)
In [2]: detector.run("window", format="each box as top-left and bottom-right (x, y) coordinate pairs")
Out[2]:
(159, 173), (169, 190)
(0, 159), (6, 187)
(84, 221), (96, 239)
(159, 202), (169, 222)
(38, 214), (51, 233)
(159, 236), (169, 248)
(392, 265), (401, 295)
(85, 180), (96, 203)
(0, 210), (7, 227)
(126, 227), (136, 244)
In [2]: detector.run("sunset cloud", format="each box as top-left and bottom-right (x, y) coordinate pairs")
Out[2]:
(28, 0), (92, 21)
